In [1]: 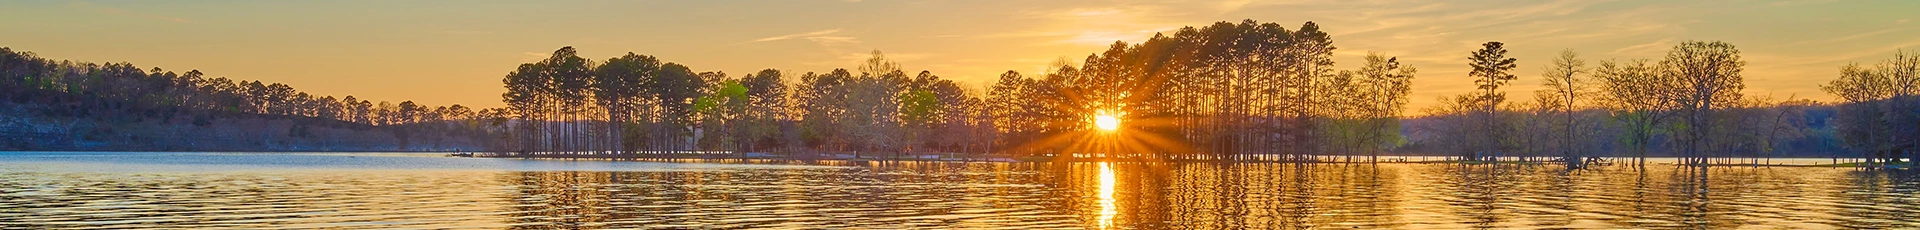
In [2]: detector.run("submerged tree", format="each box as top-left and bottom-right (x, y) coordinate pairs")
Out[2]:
(1540, 50), (1590, 168)
(1465, 41), (1518, 161)
(1595, 58), (1676, 167)
(1326, 53), (1416, 162)
(1664, 41), (1746, 166)
(1823, 49), (1920, 167)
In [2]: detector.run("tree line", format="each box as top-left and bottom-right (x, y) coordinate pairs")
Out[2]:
(0, 47), (496, 150)
(1414, 40), (1913, 168)
(494, 20), (1416, 161)
(2, 18), (1910, 165)
(1822, 51), (1920, 167)
(498, 47), (993, 158)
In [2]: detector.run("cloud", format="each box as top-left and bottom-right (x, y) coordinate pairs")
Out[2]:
(992, 4), (1196, 46)
(1752, 40), (1920, 67)
(750, 29), (844, 43)
(1056, 29), (1171, 46)
(1215, 0), (1255, 13)
(802, 51), (934, 67)
(1788, 28), (1909, 46)
(746, 29), (864, 52)
(1063, 8), (1124, 17)
(750, 29), (894, 69)
(805, 36), (861, 46)
(1610, 39), (1675, 56)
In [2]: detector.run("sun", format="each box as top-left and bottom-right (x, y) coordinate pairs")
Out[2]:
(1094, 112), (1120, 132)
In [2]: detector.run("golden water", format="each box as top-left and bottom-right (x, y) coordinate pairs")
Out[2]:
(2, 161), (1916, 229)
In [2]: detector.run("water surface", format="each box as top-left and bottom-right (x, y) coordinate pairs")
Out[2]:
(1, 152), (1915, 229)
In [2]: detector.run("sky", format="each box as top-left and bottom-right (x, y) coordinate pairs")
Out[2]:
(2, 0), (1916, 112)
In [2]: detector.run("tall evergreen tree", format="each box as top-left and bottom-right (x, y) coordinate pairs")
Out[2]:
(1466, 41), (1518, 160)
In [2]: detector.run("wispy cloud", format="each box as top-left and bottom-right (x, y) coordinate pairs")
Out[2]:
(1789, 28), (1909, 45)
(1611, 38), (1675, 57)
(1753, 40), (1920, 67)
(802, 51), (934, 68)
(995, 4), (1194, 46)
(750, 29), (890, 68)
(750, 29), (844, 43)
(805, 36), (861, 46)
(1215, 0), (1255, 13)
(1056, 29), (1172, 46)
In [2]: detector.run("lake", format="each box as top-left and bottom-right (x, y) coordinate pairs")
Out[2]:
(1, 152), (1915, 229)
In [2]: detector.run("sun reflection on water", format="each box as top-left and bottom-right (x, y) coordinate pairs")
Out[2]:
(1098, 162), (1117, 229)
(3, 160), (1916, 229)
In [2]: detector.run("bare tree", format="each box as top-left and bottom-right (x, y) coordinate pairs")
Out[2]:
(1596, 59), (1675, 167)
(1541, 50), (1589, 167)
(1822, 49), (1920, 167)
(1663, 41), (1745, 166)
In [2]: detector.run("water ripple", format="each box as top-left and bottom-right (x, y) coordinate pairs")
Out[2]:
(2, 162), (1917, 229)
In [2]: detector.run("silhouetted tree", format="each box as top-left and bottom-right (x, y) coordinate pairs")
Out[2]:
(1595, 58), (1674, 166)
(1466, 41), (1518, 161)
(593, 53), (660, 154)
(1664, 41), (1745, 165)
(740, 68), (789, 153)
(1541, 50), (1590, 167)
(1823, 49), (1920, 167)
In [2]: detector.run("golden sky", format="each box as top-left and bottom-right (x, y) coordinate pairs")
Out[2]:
(2, 0), (1915, 110)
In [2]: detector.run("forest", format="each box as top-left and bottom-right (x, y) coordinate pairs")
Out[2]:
(2, 19), (1914, 167)
(0, 47), (497, 151)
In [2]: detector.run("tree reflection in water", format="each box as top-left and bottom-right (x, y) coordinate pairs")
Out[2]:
(480, 162), (1914, 229)
(4, 161), (1915, 229)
